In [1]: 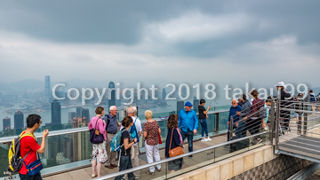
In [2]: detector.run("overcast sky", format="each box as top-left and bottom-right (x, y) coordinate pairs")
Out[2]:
(0, 0), (320, 88)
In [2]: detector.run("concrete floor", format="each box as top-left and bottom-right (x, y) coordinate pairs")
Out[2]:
(44, 134), (228, 180)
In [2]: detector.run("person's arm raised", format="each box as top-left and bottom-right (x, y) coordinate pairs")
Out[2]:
(37, 129), (49, 154)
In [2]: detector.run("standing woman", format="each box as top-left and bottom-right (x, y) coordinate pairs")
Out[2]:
(143, 110), (161, 174)
(165, 114), (183, 172)
(115, 116), (137, 180)
(88, 106), (108, 178)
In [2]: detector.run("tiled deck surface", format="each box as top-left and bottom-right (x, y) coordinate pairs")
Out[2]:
(44, 134), (228, 180)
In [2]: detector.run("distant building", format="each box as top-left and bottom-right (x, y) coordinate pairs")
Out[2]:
(76, 107), (83, 119)
(3, 117), (11, 130)
(14, 111), (24, 133)
(68, 112), (76, 123)
(193, 98), (200, 113)
(177, 101), (185, 114)
(82, 108), (90, 124)
(162, 88), (167, 102)
(161, 88), (167, 106)
(51, 100), (61, 125)
(75, 107), (90, 124)
(45, 75), (52, 101)
(108, 81), (116, 107)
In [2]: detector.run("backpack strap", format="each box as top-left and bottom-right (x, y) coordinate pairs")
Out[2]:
(105, 115), (111, 130)
(19, 131), (36, 140)
(19, 132), (36, 166)
(169, 128), (174, 150)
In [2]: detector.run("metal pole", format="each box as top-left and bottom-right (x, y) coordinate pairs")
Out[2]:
(215, 112), (220, 133)
(303, 102), (308, 135)
(275, 89), (281, 152)
(229, 116), (234, 141)
(270, 100), (275, 146)
(298, 102), (302, 135)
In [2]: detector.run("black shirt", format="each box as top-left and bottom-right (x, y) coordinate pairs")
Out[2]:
(198, 105), (206, 119)
(165, 128), (182, 158)
(120, 129), (131, 156)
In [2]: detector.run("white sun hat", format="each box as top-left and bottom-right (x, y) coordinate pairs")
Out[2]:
(276, 81), (286, 87)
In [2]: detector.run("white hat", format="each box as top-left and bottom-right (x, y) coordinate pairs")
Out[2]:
(276, 81), (286, 87)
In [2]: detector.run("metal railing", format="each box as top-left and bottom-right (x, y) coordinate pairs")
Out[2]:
(0, 109), (230, 179)
(272, 94), (320, 162)
(94, 131), (267, 180)
(0, 109), (229, 144)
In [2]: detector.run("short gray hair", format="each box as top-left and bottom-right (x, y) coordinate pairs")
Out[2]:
(109, 106), (117, 111)
(127, 106), (137, 114)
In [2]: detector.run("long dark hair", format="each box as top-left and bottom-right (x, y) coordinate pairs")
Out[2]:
(122, 116), (133, 128)
(167, 114), (178, 129)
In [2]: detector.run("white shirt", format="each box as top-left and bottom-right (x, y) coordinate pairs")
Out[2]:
(131, 116), (142, 146)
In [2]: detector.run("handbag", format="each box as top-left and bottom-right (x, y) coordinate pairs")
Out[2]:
(23, 154), (43, 176)
(158, 133), (162, 144)
(168, 128), (184, 158)
(90, 117), (104, 144)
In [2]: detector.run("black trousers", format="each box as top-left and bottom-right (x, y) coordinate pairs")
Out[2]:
(19, 173), (42, 180)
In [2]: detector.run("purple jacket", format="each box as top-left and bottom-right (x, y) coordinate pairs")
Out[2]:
(88, 116), (107, 140)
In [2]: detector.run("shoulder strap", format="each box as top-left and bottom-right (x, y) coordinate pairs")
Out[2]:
(19, 132), (36, 165)
(169, 128), (174, 150)
(134, 117), (138, 124)
(19, 131), (35, 140)
(94, 117), (100, 130)
(105, 115), (111, 128)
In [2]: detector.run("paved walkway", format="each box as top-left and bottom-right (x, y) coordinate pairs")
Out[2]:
(44, 134), (228, 180)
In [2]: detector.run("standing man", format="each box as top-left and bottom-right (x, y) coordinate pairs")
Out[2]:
(19, 114), (49, 180)
(198, 99), (211, 141)
(127, 106), (142, 179)
(249, 90), (266, 144)
(228, 100), (242, 141)
(104, 106), (120, 169)
(276, 81), (292, 131)
(309, 90), (316, 111)
(179, 101), (198, 156)
(236, 94), (251, 138)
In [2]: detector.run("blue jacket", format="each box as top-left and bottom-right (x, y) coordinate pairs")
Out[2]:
(103, 114), (118, 134)
(228, 105), (242, 123)
(240, 100), (251, 119)
(178, 109), (199, 132)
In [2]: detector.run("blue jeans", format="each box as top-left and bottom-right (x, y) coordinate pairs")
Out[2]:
(115, 155), (135, 180)
(181, 130), (194, 153)
(200, 119), (208, 137)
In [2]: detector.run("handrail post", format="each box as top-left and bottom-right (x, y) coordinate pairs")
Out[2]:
(303, 102), (308, 135)
(270, 99), (275, 146)
(297, 102), (302, 135)
(229, 116), (233, 141)
(275, 89), (281, 152)
(215, 112), (219, 133)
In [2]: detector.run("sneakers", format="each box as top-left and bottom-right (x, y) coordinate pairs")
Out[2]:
(201, 137), (212, 142)
(201, 138), (207, 142)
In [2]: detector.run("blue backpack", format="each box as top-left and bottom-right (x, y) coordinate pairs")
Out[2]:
(129, 118), (139, 143)
(310, 94), (316, 102)
(110, 130), (123, 152)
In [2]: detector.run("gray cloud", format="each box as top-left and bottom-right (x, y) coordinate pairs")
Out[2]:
(0, 0), (319, 87)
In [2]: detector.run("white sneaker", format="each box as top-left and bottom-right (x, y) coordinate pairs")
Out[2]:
(201, 138), (207, 142)
(206, 137), (212, 141)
